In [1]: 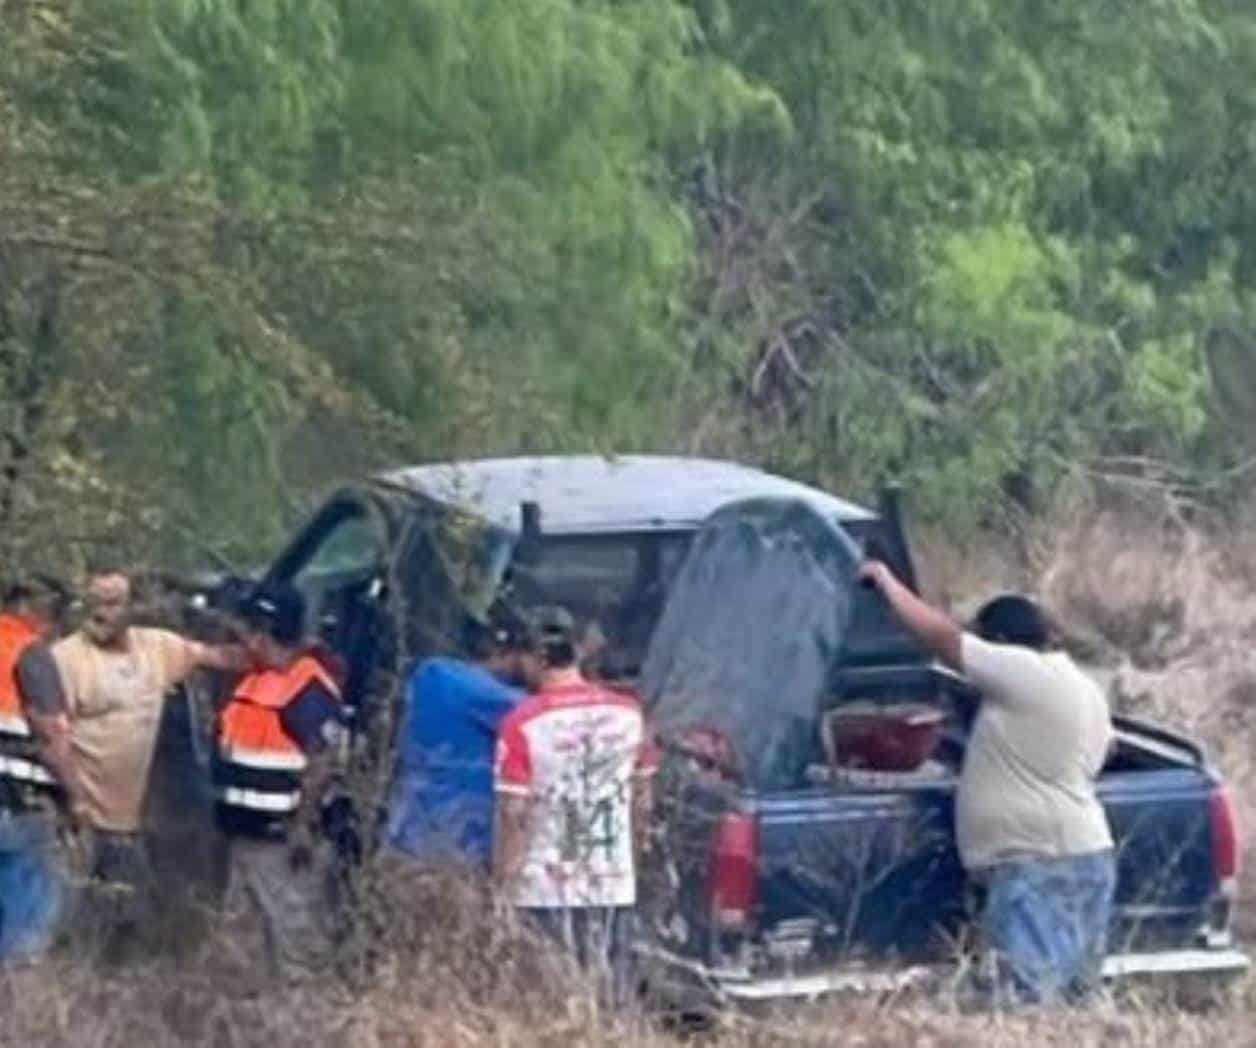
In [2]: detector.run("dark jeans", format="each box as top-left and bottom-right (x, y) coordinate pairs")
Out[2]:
(0, 812), (65, 963)
(91, 831), (152, 889)
(225, 836), (337, 980)
(523, 906), (638, 1008)
(72, 831), (162, 963)
(978, 849), (1116, 1005)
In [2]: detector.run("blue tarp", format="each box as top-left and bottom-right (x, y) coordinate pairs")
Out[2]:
(640, 497), (863, 789)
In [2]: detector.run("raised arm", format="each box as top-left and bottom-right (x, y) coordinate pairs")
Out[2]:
(188, 639), (250, 673)
(857, 560), (963, 671)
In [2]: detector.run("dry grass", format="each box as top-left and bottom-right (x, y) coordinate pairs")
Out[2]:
(6, 492), (1256, 1045)
(3, 939), (1253, 1047)
(1030, 490), (1256, 931)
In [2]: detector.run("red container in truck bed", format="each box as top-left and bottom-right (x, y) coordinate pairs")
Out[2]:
(822, 702), (944, 772)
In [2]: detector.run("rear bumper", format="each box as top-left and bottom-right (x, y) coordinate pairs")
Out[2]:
(638, 943), (1250, 1006)
(1101, 947), (1250, 979)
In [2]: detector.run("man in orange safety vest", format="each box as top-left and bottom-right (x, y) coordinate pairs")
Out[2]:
(214, 580), (346, 979)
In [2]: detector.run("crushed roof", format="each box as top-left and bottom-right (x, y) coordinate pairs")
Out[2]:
(376, 455), (874, 534)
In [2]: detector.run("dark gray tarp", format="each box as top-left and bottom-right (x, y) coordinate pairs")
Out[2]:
(640, 498), (863, 789)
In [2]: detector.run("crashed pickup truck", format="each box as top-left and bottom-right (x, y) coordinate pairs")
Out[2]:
(634, 495), (1247, 1004)
(184, 455), (1244, 1000)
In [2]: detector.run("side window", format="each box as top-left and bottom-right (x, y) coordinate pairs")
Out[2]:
(292, 517), (376, 588)
(284, 509), (383, 634)
(292, 513), (380, 593)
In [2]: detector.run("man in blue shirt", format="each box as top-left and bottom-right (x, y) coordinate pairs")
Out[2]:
(385, 613), (526, 868)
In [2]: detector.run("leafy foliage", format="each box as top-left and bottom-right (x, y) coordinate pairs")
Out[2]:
(679, 0), (1256, 525)
(1, 0), (1254, 573)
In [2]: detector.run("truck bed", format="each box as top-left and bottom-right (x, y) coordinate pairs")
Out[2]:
(641, 667), (1245, 1002)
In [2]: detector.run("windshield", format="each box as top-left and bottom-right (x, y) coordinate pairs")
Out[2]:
(388, 501), (516, 655)
(641, 498), (863, 789)
(291, 511), (380, 588)
(276, 503), (384, 635)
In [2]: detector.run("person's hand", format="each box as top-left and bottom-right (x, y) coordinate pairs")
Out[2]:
(65, 797), (92, 834)
(858, 560), (895, 592)
(214, 643), (251, 672)
(59, 811), (93, 879)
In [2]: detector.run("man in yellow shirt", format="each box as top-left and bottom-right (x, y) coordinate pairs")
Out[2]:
(47, 567), (244, 886)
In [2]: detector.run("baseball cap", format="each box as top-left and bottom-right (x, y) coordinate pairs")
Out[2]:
(456, 599), (533, 656)
(487, 602), (532, 650)
(239, 581), (306, 646)
(526, 605), (577, 649)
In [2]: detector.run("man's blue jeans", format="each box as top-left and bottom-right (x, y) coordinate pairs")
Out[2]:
(979, 849), (1116, 1004)
(0, 813), (65, 963)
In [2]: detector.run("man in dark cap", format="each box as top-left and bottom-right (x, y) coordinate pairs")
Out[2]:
(859, 561), (1115, 1004)
(213, 581), (346, 979)
(493, 606), (657, 1006)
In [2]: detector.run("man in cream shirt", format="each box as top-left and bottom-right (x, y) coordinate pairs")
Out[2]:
(859, 561), (1114, 1003)
(48, 568), (244, 888)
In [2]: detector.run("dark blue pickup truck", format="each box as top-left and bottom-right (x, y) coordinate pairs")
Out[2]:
(189, 454), (1245, 1002)
(634, 494), (1247, 1004)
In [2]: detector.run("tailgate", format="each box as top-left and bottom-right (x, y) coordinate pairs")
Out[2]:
(1101, 767), (1228, 952)
(756, 781), (966, 964)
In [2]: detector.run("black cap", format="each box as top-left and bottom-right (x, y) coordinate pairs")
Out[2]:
(527, 605), (577, 648)
(3, 574), (69, 613)
(239, 581), (306, 646)
(489, 603), (533, 651)
(458, 600), (533, 657)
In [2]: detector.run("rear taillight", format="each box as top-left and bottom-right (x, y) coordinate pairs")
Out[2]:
(1210, 786), (1240, 885)
(709, 813), (759, 931)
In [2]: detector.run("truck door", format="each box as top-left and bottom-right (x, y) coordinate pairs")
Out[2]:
(270, 497), (389, 722)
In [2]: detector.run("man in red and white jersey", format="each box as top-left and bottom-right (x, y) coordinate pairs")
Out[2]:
(492, 605), (656, 1004)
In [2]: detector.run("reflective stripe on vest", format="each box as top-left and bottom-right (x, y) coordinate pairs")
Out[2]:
(0, 753), (54, 786)
(215, 785), (302, 814)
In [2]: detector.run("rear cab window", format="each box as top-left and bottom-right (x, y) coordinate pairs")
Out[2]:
(508, 532), (691, 679)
